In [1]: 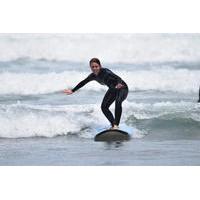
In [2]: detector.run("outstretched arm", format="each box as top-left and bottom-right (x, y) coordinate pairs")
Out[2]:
(71, 74), (94, 92)
(64, 73), (94, 95)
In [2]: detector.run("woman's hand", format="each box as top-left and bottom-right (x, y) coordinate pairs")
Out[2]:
(63, 89), (73, 95)
(115, 83), (124, 89)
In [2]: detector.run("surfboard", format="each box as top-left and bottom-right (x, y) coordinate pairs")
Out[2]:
(94, 129), (130, 141)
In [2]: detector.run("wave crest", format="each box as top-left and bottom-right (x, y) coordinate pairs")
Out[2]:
(0, 68), (200, 95)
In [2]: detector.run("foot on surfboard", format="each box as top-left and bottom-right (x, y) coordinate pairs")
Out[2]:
(109, 125), (119, 130)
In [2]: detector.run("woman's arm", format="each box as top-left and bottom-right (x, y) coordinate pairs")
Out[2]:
(71, 73), (94, 92)
(64, 73), (94, 94)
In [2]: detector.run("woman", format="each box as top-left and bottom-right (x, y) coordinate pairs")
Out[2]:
(64, 58), (129, 129)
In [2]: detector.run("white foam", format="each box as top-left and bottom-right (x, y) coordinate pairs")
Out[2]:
(0, 103), (147, 138)
(1, 100), (199, 138)
(0, 71), (95, 95)
(119, 123), (147, 139)
(1, 68), (200, 95)
(123, 100), (200, 121)
(0, 103), (106, 138)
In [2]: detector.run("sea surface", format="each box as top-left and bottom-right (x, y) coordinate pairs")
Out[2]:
(0, 33), (200, 165)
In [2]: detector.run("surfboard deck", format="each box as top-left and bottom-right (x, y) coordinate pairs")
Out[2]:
(94, 129), (130, 142)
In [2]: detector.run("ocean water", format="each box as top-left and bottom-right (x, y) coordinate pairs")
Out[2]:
(0, 33), (200, 165)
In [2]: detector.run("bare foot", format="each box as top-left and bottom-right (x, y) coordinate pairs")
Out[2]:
(110, 125), (119, 130)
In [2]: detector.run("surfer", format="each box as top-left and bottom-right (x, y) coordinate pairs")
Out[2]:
(64, 58), (129, 130)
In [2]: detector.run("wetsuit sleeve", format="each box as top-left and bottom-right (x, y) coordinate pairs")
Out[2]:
(71, 73), (94, 92)
(107, 69), (123, 84)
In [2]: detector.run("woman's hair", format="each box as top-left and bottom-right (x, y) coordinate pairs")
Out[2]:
(89, 58), (101, 66)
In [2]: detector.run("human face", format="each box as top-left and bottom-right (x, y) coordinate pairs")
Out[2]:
(90, 62), (101, 75)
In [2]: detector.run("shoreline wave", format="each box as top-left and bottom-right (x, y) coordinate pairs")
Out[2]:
(0, 68), (200, 95)
(0, 101), (199, 138)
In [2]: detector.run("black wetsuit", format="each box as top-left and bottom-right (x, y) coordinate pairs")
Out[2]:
(71, 68), (129, 126)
